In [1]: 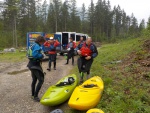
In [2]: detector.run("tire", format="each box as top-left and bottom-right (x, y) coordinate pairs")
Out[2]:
(59, 52), (64, 56)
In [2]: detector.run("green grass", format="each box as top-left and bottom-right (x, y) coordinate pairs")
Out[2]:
(66, 37), (150, 113)
(0, 50), (27, 62)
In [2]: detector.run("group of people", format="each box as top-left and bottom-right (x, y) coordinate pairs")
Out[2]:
(27, 36), (98, 102)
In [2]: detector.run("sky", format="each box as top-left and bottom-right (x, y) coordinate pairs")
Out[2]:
(62, 0), (150, 23)
(0, 0), (149, 23)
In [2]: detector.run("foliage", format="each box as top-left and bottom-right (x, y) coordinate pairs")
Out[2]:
(0, 0), (148, 48)
(67, 37), (150, 113)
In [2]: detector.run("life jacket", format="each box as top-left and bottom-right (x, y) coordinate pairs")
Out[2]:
(48, 44), (56, 54)
(44, 40), (60, 54)
(67, 41), (76, 49)
(80, 43), (92, 57)
(78, 40), (84, 46)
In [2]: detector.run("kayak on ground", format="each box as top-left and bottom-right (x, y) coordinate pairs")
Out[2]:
(40, 74), (78, 106)
(86, 108), (104, 113)
(68, 76), (104, 110)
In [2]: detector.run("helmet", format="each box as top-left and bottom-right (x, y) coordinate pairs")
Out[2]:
(49, 37), (54, 40)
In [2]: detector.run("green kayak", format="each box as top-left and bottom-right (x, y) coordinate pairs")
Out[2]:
(40, 74), (78, 106)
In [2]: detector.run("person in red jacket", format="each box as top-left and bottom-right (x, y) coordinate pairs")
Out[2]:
(44, 37), (60, 71)
(65, 37), (76, 65)
(76, 37), (98, 84)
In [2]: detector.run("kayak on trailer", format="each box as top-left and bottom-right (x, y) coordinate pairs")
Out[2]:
(86, 108), (104, 113)
(40, 74), (78, 106)
(68, 76), (104, 110)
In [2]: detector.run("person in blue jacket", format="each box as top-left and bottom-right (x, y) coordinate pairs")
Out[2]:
(27, 36), (46, 102)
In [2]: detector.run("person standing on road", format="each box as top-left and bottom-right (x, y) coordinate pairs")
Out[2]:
(27, 36), (46, 102)
(65, 37), (76, 65)
(44, 37), (60, 71)
(76, 37), (98, 84)
(77, 36), (85, 46)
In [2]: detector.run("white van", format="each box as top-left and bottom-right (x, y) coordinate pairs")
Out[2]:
(54, 32), (88, 55)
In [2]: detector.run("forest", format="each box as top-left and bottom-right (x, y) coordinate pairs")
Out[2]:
(0, 0), (149, 48)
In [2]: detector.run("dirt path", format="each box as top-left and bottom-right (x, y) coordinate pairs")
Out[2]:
(0, 55), (77, 113)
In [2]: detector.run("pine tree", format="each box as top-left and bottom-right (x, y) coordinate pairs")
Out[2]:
(88, 0), (95, 37)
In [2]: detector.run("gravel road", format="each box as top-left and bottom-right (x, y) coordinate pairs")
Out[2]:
(0, 55), (77, 113)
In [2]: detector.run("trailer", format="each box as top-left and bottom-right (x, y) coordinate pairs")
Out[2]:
(26, 32), (54, 58)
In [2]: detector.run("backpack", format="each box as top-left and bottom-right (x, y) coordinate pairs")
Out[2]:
(27, 44), (35, 59)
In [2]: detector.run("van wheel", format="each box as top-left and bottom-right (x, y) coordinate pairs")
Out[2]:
(60, 53), (64, 56)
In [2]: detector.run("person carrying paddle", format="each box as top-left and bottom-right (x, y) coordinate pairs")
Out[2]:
(65, 37), (76, 65)
(27, 36), (46, 102)
(76, 37), (98, 84)
(44, 37), (60, 71)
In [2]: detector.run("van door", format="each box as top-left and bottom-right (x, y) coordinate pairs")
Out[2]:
(54, 34), (61, 51)
(62, 33), (69, 50)
(70, 33), (75, 41)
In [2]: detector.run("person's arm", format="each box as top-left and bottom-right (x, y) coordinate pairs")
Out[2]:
(32, 45), (43, 59)
(54, 40), (60, 47)
(73, 42), (76, 49)
(43, 41), (49, 47)
(75, 43), (82, 51)
(75, 43), (83, 55)
(91, 44), (98, 58)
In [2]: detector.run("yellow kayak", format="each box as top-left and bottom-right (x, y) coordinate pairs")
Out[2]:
(86, 108), (104, 113)
(68, 76), (104, 110)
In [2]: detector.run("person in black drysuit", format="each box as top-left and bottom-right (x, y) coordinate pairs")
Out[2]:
(27, 36), (46, 102)
(65, 37), (76, 65)
(76, 37), (98, 84)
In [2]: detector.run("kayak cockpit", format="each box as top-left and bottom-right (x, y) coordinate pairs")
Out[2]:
(56, 77), (75, 87)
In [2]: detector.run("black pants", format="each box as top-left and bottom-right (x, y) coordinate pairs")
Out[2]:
(48, 54), (56, 69)
(77, 57), (93, 73)
(31, 69), (44, 97)
(66, 50), (74, 64)
(66, 55), (74, 64)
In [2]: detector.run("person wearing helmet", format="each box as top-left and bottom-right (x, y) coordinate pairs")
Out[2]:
(65, 37), (76, 65)
(44, 37), (60, 71)
(76, 37), (98, 84)
(27, 36), (46, 102)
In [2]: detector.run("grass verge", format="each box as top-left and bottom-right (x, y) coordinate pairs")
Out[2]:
(0, 50), (27, 62)
(66, 37), (150, 113)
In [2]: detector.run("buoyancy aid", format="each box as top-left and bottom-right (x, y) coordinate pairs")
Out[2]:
(80, 43), (92, 57)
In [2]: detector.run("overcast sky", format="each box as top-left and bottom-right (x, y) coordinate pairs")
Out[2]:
(76, 0), (150, 22)
(1, 0), (149, 23)
(62, 0), (150, 23)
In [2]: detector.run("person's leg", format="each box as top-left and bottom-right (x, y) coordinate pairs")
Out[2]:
(86, 70), (91, 80)
(47, 55), (51, 71)
(54, 54), (56, 70)
(72, 55), (74, 65)
(31, 70), (37, 97)
(33, 70), (44, 101)
(65, 54), (69, 64)
(78, 71), (84, 84)
(54, 61), (56, 70)
(47, 61), (51, 71)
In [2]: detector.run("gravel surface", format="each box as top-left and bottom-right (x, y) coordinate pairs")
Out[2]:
(0, 55), (77, 113)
